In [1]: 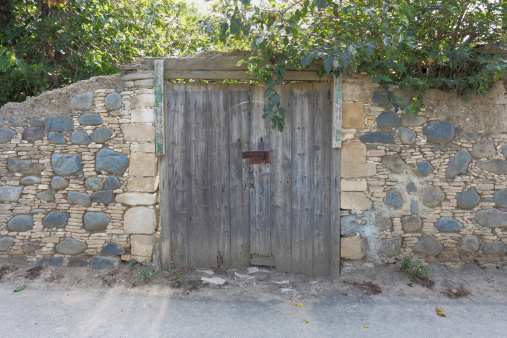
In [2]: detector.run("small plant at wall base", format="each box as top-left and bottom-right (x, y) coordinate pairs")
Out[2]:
(401, 257), (429, 280)
(129, 259), (159, 286)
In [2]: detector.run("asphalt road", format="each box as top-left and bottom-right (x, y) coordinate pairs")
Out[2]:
(0, 285), (505, 337)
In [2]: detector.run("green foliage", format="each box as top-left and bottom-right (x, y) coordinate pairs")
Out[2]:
(129, 259), (159, 286)
(215, 0), (507, 131)
(401, 257), (429, 279)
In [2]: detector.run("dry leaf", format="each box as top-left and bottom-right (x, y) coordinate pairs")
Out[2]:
(436, 307), (447, 317)
(364, 324), (370, 328)
(303, 319), (309, 323)
(295, 302), (307, 308)
(340, 286), (350, 290)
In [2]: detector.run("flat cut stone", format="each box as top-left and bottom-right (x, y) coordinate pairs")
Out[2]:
(397, 127), (416, 144)
(0, 185), (24, 202)
(457, 188), (480, 209)
(37, 191), (55, 202)
(130, 153), (157, 177)
(401, 216), (422, 232)
(376, 111), (400, 127)
(381, 154), (406, 174)
(55, 238), (87, 255)
(105, 93), (122, 111)
(471, 140), (496, 158)
(48, 132), (66, 144)
(422, 186), (445, 208)
(105, 176), (121, 190)
(96, 147), (129, 175)
(71, 131), (91, 144)
(400, 114), (427, 126)
(341, 142), (366, 163)
(385, 189), (403, 208)
(413, 235), (442, 256)
(22, 127), (44, 142)
(483, 241), (506, 255)
(423, 121), (455, 143)
(92, 190), (114, 204)
(7, 158), (44, 175)
(124, 207), (156, 234)
(477, 159), (507, 175)
(121, 125), (155, 142)
(445, 149), (471, 179)
(379, 237), (402, 257)
(101, 243), (125, 256)
(68, 191), (91, 206)
(45, 116), (74, 131)
(417, 161), (434, 175)
(71, 92), (93, 111)
(0, 128), (16, 143)
(51, 176), (69, 190)
(342, 103), (364, 129)
(116, 193), (157, 206)
(43, 211), (69, 228)
(20, 176), (41, 185)
(474, 209), (507, 228)
(90, 127), (113, 143)
(494, 189), (507, 208)
(84, 212), (110, 231)
(52, 154), (83, 176)
(435, 217), (463, 232)
(79, 114), (103, 125)
(343, 84), (366, 101)
(22, 242), (40, 253)
(341, 163), (376, 178)
(457, 236), (480, 254)
(359, 132), (394, 144)
(340, 180), (367, 192)
(131, 235), (155, 260)
(0, 237), (15, 251)
(341, 235), (365, 260)
(85, 177), (103, 191)
(340, 192), (372, 210)
(7, 215), (34, 231)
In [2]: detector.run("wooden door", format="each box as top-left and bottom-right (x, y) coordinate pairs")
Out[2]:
(166, 82), (337, 275)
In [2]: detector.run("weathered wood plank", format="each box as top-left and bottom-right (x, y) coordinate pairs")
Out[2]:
(250, 86), (272, 258)
(167, 84), (188, 267)
(291, 83), (315, 274)
(332, 74), (343, 149)
(186, 84), (211, 268)
(163, 70), (331, 81)
(229, 84), (251, 267)
(269, 84), (292, 272)
(154, 60), (166, 156)
(312, 83), (333, 276)
(207, 84), (231, 267)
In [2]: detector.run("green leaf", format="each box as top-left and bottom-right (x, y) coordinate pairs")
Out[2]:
(14, 284), (26, 292)
(324, 55), (333, 74)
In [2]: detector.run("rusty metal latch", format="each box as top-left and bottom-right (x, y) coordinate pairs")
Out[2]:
(242, 151), (270, 165)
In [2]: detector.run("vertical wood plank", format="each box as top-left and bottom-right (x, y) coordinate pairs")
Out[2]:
(154, 60), (166, 155)
(270, 84), (292, 272)
(187, 84), (210, 268)
(167, 84), (188, 267)
(331, 147), (341, 279)
(291, 83), (314, 274)
(229, 84), (251, 267)
(332, 74), (343, 149)
(207, 84), (231, 267)
(312, 83), (333, 275)
(250, 86), (272, 258)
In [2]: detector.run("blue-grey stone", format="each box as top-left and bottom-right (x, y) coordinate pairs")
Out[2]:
(382, 154), (406, 173)
(461, 263), (480, 272)
(0, 128), (16, 143)
(7, 215), (34, 231)
(68, 191), (91, 206)
(457, 236), (480, 254)
(417, 161), (434, 175)
(22, 127), (44, 142)
(90, 127), (113, 143)
(410, 199), (419, 215)
(85, 177), (103, 191)
(68, 258), (89, 267)
(96, 147), (129, 175)
(400, 114), (427, 127)
(413, 235), (442, 256)
(91, 256), (118, 270)
(5, 257), (28, 265)
(55, 238), (87, 255)
(37, 191), (55, 202)
(379, 237), (402, 257)
(474, 209), (507, 228)
(423, 121), (455, 143)
(51, 153), (83, 176)
(359, 132), (394, 144)
(397, 127), (416, 144)
(45, 116), (74, 131)
(494, 189), (507, 208)
(482, 241), (507, 255)
(0, 118), (4, 126)
(431, 147), (440, 152)
(471, 140), (496, 158)
(20, 176), (41, 185)
(422, 185), (444, 208)
(406, 182), (417, 194)
(376, 111), (400, 127)
(502, 145), (507, 158)
(29, 118), (44, 127)
(105, 176), (121, 190)
(0, 237), (15, 251)
(7, 158), (44, 175)
(104, 93), (122, 111)
(48, 132), (67, 144)
(49, 258), (63, 266)
(436, 217), (463, 232)
(0, 185), (24, 202)
(22, 242), (40, 253)
(51, 176), (69, 190)
(374, 213), (392, 231)
(457, 188), (480, 209)
(401, 215), (422, 232)
(92, 190), (114, 204)
(426, 264), (448, 274)
(385, 190), (404, 208)
(445, 149), (471, 179)
(372, 91), (389, 104)
(84, 212), (110, 231)
(477, 159), (507, 175)
(101, 243), (125, 256)
(70, 131), (91, 145)
(79, 114), (102, 125)
(43, 211), (69, 228)
(71, 92), (93, 111)
(9, 119), (28, 127)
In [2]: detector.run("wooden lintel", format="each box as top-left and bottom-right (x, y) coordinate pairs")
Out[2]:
(164, 70), (331, 81)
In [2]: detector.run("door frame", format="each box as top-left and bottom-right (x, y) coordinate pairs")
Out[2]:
(152, 54), (343, 278)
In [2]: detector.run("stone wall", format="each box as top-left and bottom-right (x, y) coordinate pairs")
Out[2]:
(339, 74), (507, 270)
(0, 69), (159, 268)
